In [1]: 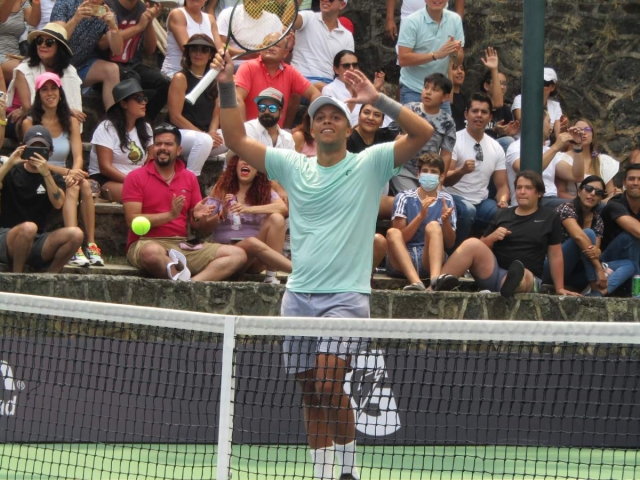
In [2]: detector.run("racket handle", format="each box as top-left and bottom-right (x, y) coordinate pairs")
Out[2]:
(185, 68), (221, 105)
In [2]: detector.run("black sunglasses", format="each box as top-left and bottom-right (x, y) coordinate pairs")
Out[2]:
(129, 95), (149, 104)
(473, 143), (484, 162)
(543, 80), (555, 87)
(340, 62), (359, 69)
(582, 184), (606, 197)
(188, 45), (213, 54)
(258, 104), (279, 113)
(35, 36), (57, 47)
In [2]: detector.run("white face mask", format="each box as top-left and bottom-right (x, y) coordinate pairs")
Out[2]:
(419, 173), (440, 191)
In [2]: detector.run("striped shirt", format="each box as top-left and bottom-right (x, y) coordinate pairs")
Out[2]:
(392, 189), (457, 246)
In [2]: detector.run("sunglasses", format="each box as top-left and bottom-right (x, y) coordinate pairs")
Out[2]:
(130, 95), (149, 104)
(340, 62), (359, 69)
(258, 104), (279, 113)
(188, 45), (213, 54)
(473, 143), (484, 162)
(153, 124), (180, 136)
(543, 80), (555, 87)
(582, 185), (606, 197)
(35, 36), (57, 47)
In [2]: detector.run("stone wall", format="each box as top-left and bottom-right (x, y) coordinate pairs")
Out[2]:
(1, 273), (638, 322)
(345, 0), (640, 159)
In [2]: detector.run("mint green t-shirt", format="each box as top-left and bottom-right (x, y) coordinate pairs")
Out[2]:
(266, 143), (400, 294)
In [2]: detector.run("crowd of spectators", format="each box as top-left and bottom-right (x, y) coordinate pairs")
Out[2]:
(0, 0), (638, 297)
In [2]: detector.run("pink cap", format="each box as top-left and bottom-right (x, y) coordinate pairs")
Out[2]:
(35, 72), (62, 90)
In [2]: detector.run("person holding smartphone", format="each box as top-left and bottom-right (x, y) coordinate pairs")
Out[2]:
(50, 0), (123, 111)
(0, 125), (83, 273)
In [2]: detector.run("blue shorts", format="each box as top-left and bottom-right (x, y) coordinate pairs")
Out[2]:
(281, 290), (370, 375)
(304, 75), (334, 85)
(386, 244), (430, 279)
(77, 58), (99, 82)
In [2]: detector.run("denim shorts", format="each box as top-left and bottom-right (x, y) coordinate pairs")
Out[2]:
(281, 290), (370, 375)
(385, 244), (430, 279)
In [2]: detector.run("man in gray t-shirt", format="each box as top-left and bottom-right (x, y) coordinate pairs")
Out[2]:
(389, 73), (456, 194)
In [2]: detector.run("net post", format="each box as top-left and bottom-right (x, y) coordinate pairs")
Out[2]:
(216, 316), (237, 480)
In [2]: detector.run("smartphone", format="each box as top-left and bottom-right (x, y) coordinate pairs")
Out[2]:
(89, 4), (106, 16)
(22, 146), (50, 161)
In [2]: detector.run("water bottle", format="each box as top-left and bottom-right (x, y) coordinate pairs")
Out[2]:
(227, 196), (242, 231)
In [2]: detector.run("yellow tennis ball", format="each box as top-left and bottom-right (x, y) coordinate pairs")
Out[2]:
(131, 216), (151, 236)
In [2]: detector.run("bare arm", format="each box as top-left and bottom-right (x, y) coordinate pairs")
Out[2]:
(14, 71), (32, 111)
(24, 1), (41, 27)
(236, 86), (248, 123)
(493, 169), (510, 204)
(0, 0), (20, 23)
(302, 84), (321, 103)
(615, 215), (640, 240)
(454, 0), (464, 18)
(96, 146), (127, 183)
(392, 213), (423, 244)
(548, 243), (570, 294)
(392, 103), (433, 167)
(168, 74), (202, 130)
(385, 0), (398, 40)
(512, 133), (571, 173)
(481, 47), (502, 109)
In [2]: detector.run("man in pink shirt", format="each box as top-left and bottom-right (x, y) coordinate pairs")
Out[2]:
(235, 32), (320, 128)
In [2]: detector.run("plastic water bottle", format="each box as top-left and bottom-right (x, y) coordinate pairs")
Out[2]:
(228, 196), (242, 231)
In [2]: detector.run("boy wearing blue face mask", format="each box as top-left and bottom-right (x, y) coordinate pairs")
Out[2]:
(385, 153), (457, 291)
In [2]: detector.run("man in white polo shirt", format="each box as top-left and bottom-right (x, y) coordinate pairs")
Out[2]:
(291, 0), (354, 89)
(397, 0), (464, 112)
(443, 93), (510, 248)
(245, 88), (295, 150)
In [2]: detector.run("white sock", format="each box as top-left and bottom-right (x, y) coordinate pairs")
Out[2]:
(334, 441), (360, 479)
(310, 446), (335, 479)
(265, 270), (277, 278)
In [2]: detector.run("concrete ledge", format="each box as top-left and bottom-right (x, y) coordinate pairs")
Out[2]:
(0, 273), (636, 322)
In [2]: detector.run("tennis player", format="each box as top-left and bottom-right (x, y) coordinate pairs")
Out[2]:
(215, 50), (432, 480)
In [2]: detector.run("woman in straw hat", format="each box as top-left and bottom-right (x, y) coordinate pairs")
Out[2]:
(5, 22), (83, 139)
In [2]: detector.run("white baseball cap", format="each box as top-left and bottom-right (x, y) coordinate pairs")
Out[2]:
(308, 96), (353, 127)
(543, 67), (558, 82)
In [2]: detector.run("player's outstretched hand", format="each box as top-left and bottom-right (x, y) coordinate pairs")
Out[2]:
(212, 50), (234, 83)
(343, 70), (380, 106)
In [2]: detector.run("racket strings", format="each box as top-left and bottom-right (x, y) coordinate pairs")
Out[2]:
(229, 0), (297, 52)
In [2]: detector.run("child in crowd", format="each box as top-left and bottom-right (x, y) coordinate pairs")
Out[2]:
(385, 153), (457, 291)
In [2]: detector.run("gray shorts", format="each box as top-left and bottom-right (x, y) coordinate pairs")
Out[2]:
(0, 227), (51, 269)
(476, 256), (542, 293)
(281, 290), (370, 375)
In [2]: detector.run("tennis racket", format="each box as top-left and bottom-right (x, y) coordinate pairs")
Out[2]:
(185, 0), (299, 105)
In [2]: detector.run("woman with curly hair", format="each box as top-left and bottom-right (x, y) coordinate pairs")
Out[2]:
(22, 72), (103, 267)
(5, 22), (83, 140)
(556, 119), (619, 201)
(206, 152), (290, 283)
(88, 78), (153, 203)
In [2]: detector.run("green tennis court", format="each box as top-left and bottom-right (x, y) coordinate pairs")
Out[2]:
(1, 444), (638, 479)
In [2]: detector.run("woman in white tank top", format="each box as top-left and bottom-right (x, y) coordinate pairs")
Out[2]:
(162, 0), (223, 78)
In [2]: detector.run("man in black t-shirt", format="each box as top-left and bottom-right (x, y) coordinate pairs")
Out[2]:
(0, 127), (83, 273)
(600, 164), (640, 271)
(433, 170), (580, 297)
(105, 0), (168, 120)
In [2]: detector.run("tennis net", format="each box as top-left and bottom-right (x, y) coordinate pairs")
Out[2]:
(0, 292), (639, 479)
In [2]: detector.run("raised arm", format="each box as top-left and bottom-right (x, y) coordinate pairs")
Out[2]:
(342, 69), (432, 168)
(214, 51), (267, 172)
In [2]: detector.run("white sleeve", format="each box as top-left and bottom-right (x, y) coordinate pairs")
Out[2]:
(511, 95), (522, 112)
(217, 7), (231, 35)
(91, 121), (115, 149)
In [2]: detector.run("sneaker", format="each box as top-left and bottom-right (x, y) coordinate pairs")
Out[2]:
(167, 249), (191, 281)
(500, 260), (525, 298)
(432, 274), (459, 292)
(68, 247), (90, 267)
(86, 243), (104, 266)
(263, 275), (281, 285)
(403, 282), (426, 291)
